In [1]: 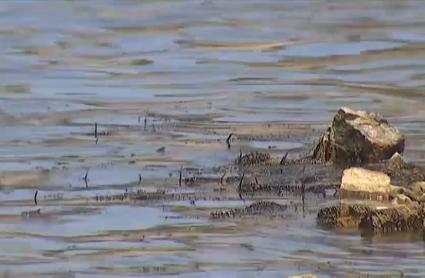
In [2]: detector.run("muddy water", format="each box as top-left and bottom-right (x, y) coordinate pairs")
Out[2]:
(0, 1), (425, 277)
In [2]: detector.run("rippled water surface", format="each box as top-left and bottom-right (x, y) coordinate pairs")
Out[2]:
(0, 1), (425, 277)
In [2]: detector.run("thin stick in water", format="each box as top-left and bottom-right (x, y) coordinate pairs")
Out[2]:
(220, 172), (226, 185)
(34, 190), (38, 205)
(84, 170), (89, 188)
(280, 151), (289, 165)
(226, 133), (233, 149)
(238, 172), (245, 200)
(179, 166), (183, 187)
(238, 148), (243, 164)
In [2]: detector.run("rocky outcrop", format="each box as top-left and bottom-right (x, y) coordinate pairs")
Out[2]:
(339, 166), (424, 202)
(313, 107), (404, 165)
(318, 201), (425, 233)
(318, 165), (425, 234)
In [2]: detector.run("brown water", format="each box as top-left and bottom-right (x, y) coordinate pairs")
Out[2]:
(0, 1), (425, 277)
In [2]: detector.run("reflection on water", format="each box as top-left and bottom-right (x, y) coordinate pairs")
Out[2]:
(0, 205), (199, 237)
(0, 0), (425, 277)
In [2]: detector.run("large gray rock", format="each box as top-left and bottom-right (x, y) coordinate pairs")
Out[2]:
(313, 107), (405, 165)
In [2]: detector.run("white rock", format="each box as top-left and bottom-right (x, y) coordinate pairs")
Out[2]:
(341, 167), (392, 194)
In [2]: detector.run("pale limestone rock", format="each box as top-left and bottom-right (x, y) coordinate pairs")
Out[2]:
(341, 167), (392, 199)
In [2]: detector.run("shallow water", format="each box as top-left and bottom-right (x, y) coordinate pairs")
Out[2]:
(0, 0), (425, 277)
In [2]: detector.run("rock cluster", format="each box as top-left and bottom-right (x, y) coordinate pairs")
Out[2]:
(317, 159), (425, 234)
(316, 107), (424, 234)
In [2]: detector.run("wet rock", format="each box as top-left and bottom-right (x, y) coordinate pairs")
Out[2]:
(362, 152), (425, 188)
(317, 202), (372, 229)
(390, 185), (419, 202)
(313, 107), (404, 165)
(210, 201), (287, 219)
(359, 205), (424, 233)
(317, 201), (425, 233)
(156, 146), (166, 153)
(391, 194), (413, 206)
(237, 151), (271, 166)
(318, 200), (425, 234)
(313, 127), (332, 162)
(388, 152), (405, 169)
(383, 154), (425, 186)
(413, 181), (425, 194)
(94, 192), (129, 202)
(340, 167), (392, 200)
(21, 208), (41, 218)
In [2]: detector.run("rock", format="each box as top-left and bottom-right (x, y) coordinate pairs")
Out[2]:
(313, 107), (404, 165)
(237, 151), (271, 166)
(391, 194), (413, 206)
(317, 202), (372, 229)
(156, 146), (166, 153)
(384, 155), (425, 187)
(289, 275), (317, 278)
(390, 185), (420, 202)
(210, 201), (287, 219)
(388, 152), (405, 169)
(413, 181), (425, 193)
(359, 205), (424, 233)
(340, 167), (392, 200)
(318, 201), (425, 233)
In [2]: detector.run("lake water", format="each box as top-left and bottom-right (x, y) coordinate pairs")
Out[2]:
(0, 1), (425, 277)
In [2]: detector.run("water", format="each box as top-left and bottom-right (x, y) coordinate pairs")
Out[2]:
(0, 0), (425, 277)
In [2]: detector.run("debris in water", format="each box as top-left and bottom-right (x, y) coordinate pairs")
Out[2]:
(156, 146), (166, 153)
(179, 166), (183, 187)
(211, 201), (288, 219)
(238, 172), (245, 201)
(280, 151), (289, 165)
(84, 170), (89, 188)
(34, 190), (38, 205)
(226, 133), (233, 149)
